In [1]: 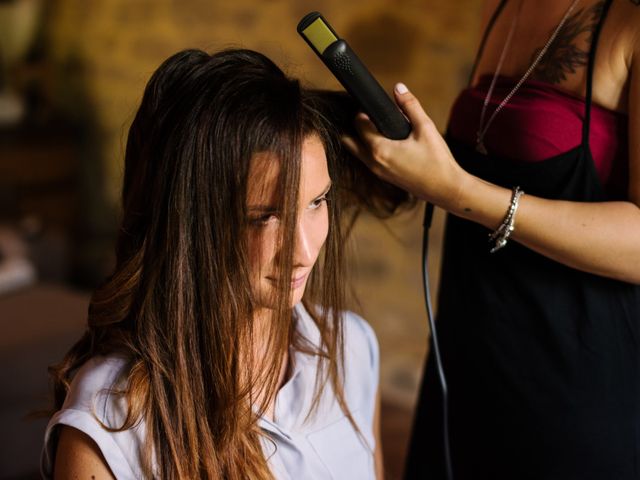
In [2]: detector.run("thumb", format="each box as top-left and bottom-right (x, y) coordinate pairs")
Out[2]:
(393, 83), (430, 131)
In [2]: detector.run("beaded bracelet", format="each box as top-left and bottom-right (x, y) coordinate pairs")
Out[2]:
(489, 186), (524, 253)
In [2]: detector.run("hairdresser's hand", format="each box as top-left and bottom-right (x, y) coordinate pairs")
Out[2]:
(342, 83), (468, 210)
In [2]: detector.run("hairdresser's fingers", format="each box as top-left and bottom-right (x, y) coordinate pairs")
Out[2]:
(353, 112), (386, 148)
(393, 83), (432, 135)
(341, 134), (367, 160)
(341, 135), (382, 175)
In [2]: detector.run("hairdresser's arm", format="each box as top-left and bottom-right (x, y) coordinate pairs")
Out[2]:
(374, 388), (384, 479)
(54, 425), (115, 479)
(343, 80), (640, 285)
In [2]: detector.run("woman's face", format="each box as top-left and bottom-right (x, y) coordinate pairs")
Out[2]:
(246, 135), (331, 309)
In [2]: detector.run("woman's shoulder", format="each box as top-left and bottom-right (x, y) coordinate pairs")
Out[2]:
(295, 304), (380, 401)
(341, 310), (379, 371)
(294, 304), (379, 369)
(59, 355), (133, 426)
(292, 304), (379, 436)
(66, 355), (130, 403)
(41, 355), (145, 480)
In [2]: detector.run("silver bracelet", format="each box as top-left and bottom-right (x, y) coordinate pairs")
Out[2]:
(489, 186), (524, 253)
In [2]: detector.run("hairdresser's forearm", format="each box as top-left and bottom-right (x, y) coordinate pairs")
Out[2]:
(449, 172), (640, 284)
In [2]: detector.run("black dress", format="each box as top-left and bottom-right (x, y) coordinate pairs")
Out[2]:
(405, 1), (640, 478)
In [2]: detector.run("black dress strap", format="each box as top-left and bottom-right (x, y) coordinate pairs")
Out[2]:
(582, 0), (614, 146)
(467, 0), (509, 86)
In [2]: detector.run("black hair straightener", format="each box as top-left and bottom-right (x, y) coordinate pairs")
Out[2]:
(297, 12), (411, 140)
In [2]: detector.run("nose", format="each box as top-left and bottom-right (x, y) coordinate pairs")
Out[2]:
(293, 217), (315, 267)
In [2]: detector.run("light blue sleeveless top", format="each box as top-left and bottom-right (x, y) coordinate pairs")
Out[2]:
(41, 304), (379, 479)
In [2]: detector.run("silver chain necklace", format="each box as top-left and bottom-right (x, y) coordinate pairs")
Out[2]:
(475, 0), (583, 155)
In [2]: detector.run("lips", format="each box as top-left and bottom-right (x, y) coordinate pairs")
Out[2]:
(266, 272), (309, 289)
(291, 273), (308, 289)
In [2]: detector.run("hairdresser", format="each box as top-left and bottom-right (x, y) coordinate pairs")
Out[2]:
(344, 0), (640, 478)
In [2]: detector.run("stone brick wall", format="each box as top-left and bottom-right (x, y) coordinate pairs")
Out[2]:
(44, 0), (482, 406)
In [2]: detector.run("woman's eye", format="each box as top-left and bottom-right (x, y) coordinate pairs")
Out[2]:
(310, 195), (328, 210)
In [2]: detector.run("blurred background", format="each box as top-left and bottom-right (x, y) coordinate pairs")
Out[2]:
(0, 0), (481, 477)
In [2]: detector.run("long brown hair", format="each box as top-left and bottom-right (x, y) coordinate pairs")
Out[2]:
(49, 49), (412, 479)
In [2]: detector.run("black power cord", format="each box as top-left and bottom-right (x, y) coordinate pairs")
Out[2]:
(422, 203), (453, 480)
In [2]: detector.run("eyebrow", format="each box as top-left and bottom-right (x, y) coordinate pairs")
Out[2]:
(247, 181), (332, 212)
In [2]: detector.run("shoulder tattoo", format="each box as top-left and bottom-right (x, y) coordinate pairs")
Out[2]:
(531, 1), (606, 84)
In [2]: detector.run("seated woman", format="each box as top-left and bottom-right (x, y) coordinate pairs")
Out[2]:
(40, 48), (411, 479)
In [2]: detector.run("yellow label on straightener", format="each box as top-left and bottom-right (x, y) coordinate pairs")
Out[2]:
(302, 17), (338, 54)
